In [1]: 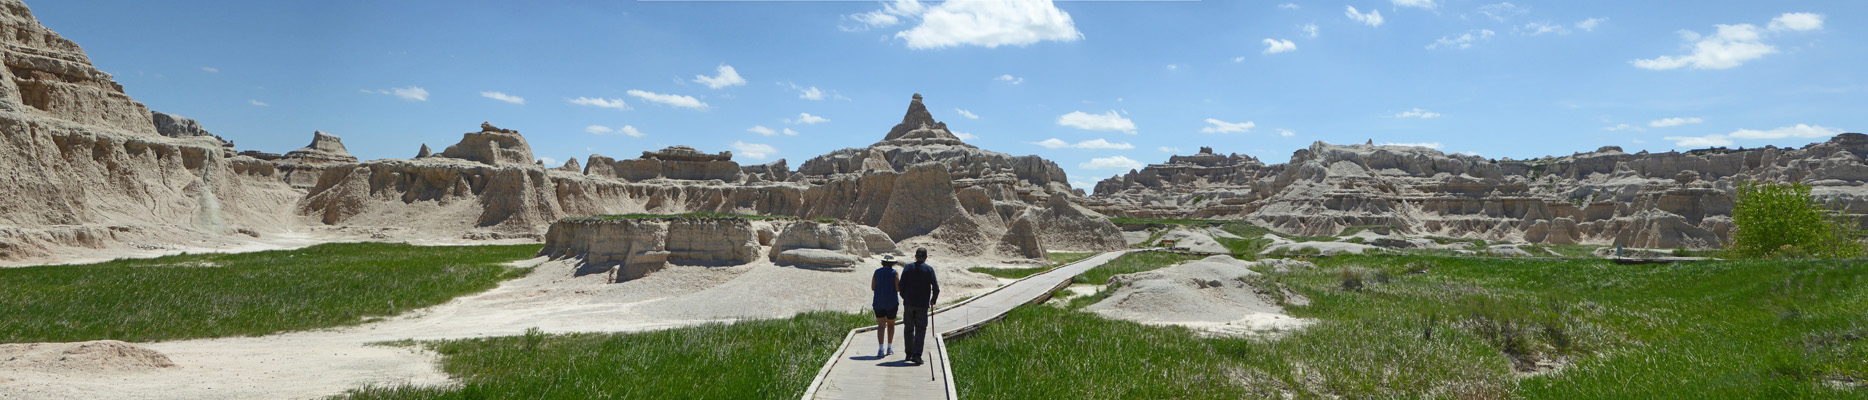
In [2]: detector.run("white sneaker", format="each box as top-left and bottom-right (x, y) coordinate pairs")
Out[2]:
(887, 344), (894, 355)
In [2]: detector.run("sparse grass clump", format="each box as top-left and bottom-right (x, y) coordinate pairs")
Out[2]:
(0, 243), (539, 343)
(340, 311), (869, 400)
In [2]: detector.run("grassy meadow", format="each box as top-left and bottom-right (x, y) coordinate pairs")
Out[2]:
(0, 242), (539, 343)
(951, 254), (1868, 399)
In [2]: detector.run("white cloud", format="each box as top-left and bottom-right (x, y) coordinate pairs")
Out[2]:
(1393, 108), (1443, 118)
(1031, 138), (1134, 150)
(747, 125), (778, 136)
(996, 74), (1024, 84)
(1278, 3), (1299, 10)
(731, 141), (777, 160)
(1166, 64), (1179, 71)
(1057, 110), (1137, 134)
(1649, 117), (1704, 127)
(1233, 56), (1246, 63)
(1079, 156), (1144, 171)
(1428, 29), (1495, 50)
(367, 86), (429, 101)
(1345, 6), (1384, 27)
(799, 86), (826, 100)
(201, 67), (219, 73)
(1392, 0), (1436, 10)
(1381, 142), (1445, 149)
(248, 99), (268, 107)
(1478, 2), (1527, 22)
(1520, 22), (1570, 36)
(1664, 135), (1733, 148)
(1603, 123), (1644, 132)
(587, 125), (646, 138)
(480, 91), (525, 105)
(1576, 17), (1606, 32)
(1303, 23), (1320, 38)
(570, 97), (631, 111)
(841, 0), (926, 31)
(1665, 124), (1842, 147)
(953, 131), (979, 140)
(1262, 38), (1297, 54)
(1201, 118), (1256, 133)
(783, 128), (800, 136)
(789, 113), (830, 124)
(1634, 14), (1822, 71)
(1278, 129), (1296, 137)
(1158, 146), (1180, 153)
(954, 108), (980, 119)
(1728, 124), (1841, 139)
(693, 64), (747, 89)
(1769, 12), (1824, 32)
(626, 90), (708, 110)
(874, 0), (1083, 50)
(539, 157), (558, 166)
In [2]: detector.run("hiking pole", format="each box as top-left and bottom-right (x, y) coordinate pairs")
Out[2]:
(929, 309), (936, 382)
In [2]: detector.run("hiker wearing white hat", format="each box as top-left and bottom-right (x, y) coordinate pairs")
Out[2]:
(870, 254), (901, 357)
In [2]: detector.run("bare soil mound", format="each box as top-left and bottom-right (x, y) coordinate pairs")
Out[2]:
(0, 340), (175, 374)
(1086, 255), (1310, 336)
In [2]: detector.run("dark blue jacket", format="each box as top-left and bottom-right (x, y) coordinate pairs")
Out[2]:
(872, 267), (899, 309)
(897, 261), (940, 308)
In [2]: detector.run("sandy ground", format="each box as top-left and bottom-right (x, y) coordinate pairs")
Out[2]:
(1085, 255), (1312, 337)
(0, 253), (1004, 399)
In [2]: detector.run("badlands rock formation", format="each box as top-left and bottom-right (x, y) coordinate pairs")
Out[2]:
(282, 131), (357, 164)
(1087, 138), (1868, 248)
(537, 216), (896, 280)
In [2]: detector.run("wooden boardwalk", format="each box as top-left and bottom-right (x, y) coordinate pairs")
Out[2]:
(802, 250), (1136, 400)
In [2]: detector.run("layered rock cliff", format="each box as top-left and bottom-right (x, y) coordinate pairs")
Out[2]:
(1086, 138), (1868, 248)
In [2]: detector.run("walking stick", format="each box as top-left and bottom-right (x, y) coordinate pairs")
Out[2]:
(929, 309), (936, 382)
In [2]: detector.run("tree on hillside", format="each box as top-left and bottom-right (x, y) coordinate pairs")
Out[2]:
(1726, 181), (1865, 259)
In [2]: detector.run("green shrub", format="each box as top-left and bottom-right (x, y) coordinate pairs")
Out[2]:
(1726, 182), (1864, 259)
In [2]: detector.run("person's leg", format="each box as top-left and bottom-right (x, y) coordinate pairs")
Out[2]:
(905, 306), (928, 361)
(875, 317), (887, 344)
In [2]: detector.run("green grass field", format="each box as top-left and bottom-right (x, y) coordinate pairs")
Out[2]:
(0, 243), (539, 343)
(952, 254), (1868, 399)
(338, 312), (869, 400)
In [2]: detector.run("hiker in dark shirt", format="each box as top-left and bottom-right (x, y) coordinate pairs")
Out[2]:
(871, 255), (900, 357)
(896, 248), (941, 365)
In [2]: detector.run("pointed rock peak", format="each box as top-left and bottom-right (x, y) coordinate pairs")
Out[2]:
(881, 93), (964, 144)
(417, 144), (432, 158)
(480, 121), (516, 133)
(558, 157), (582, 172)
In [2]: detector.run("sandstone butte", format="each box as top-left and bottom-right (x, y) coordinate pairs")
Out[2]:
(0, 0), (1862, 264)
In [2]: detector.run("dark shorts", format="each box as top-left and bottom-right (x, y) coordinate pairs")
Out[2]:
(874, 307), (898, 320)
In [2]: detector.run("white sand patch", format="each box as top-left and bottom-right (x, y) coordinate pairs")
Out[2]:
(1157, 227), (1230, 253)
(1085, 255), (1311, 337)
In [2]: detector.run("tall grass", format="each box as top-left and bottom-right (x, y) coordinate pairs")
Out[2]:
(339, 311), (870, 400)
(0, 243), (538, 343)
(953, 253), (1868, 399)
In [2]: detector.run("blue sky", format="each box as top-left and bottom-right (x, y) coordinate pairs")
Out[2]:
(33, 0), (1866, 189)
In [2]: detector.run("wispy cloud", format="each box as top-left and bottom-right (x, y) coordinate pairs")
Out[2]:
(1031, 138), (1135, 150)
(748, 125), (800, 136)
(1201, 118), (1256, 133)
(1428, 29), (1495, 50)
(732, 141), (777, 159)
(480, 91), (525, 105)
(201, 67), (219, 73)
(996, 74), (1024, 85)
(587, 125), (646, 138)
(1303, 23), (1319, 38)
(1278, 129), (1296, 137)
(1159, 146), (1181, 152)
(1603, 123), (1644, 132)
(1478, 2), (1528, 22)
(787, 113), (829, 124)
(1664, 123), (1841, 147)
(365, 86), (429, 101)
(883, 0), (1084, 49)
(569, 97), (630, 111)
(1392, 0), (1436, 10)
(1079, 156), (1144, 171)
(248, 99), (268, 107)
(1345, 6), (1384, 27)
(1057, 110), (1137, 134)
(693, 64), (747, 89)
(954, 108), (980, 119)
(1393, 108), (1443, 119)
(1278, 3), (1299, 10)
(1649, 117), (1704, 127)
(626, 90), (708, 110)
(1575, 17), (1606, 32)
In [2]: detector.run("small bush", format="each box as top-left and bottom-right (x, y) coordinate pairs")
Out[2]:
(1338, 268), (1364, 292)
(1726, 181), (1864, 259)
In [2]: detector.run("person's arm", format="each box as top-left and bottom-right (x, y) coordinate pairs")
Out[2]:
(929, 265), (941, 305)
(869, 271), (876, 291)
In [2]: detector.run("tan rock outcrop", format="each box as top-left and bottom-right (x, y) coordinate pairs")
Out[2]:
(282, 131), (357, 164)
(439, 122), (534, 166)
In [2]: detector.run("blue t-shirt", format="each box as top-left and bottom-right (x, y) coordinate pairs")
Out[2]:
(872, 266), (900, 309)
